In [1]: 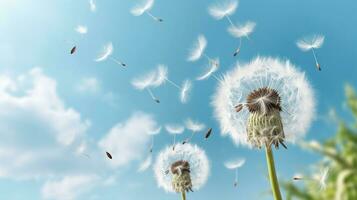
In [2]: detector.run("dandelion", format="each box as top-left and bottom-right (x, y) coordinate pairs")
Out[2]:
(296, 34), (325, 71)
(89, 0), (96, 12)
(208, 0), (238, 26)
(293, 167), (329, 190)
(227, 21), (256, 56)
(154, 143), (210, 200)
(212, 57), (316, 200)
(187, 35), (219, 68)
(224, 158), (245, 187)
(132, 68), (161, 103)
(196, 57), (221, 82)
(180, 80), (193, 104)
(131, 0), (163, 22)
(95, 42), (127, 67)
(165, 124), (185, 150)
(75, 25), (88, 35)
(147, 126), (162, 153)
(138, 154), (153, 172)
(182, 119), (206, 144)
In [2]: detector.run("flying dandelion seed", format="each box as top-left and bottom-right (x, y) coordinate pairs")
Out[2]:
(95, 42), (127, 67)
(75, 25), (88, 35)
(165, 124), (185, 151)
(154, 143), (210, 200)
(208, 0), (238, 26)
(187, 35), (218, 68)
(204, 128), (213, 140)
(70, 46), (77, 54)
(132, 69), (161, 103)
(212, 57), (315, 200)
(292, 167), (329, 190)
(224, 158), (245, 187)
(297, 34), (325, 71)
(106, 151), (113, 159)
(131, 0), (163, 22)
(138, 154), (153, 172)
(89, 0), (96, 12)
(196, 58), (221, 82)
(180, 80), (193, 104)
(227, 21), (256, 56)
(147, 126), (162, 153)
(182, 119), (206, 144)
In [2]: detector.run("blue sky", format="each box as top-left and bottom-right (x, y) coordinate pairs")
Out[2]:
(0, 0), (357, 199)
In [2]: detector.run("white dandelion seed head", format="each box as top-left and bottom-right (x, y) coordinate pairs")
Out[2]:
(154, 143), (210, 193)
(131, 0), (154, 16)
(224, 158), (245, 169)
(196, 58), (220, 81)
(228, 21), (256, 38)
(138, 154), (153, 172)
(165, 124), (185, 135)
(185, 118), (206, 132)
(212, 57), (316, 147)
(187, 35), (207, 62)
(152, 65), (168, 87)
(95, 42), (113, 62)
(208, 0), (239, 20)
(147, 126), (162, 136)
(75, 25), (88, 34)
(180, 80), (192, 104)
(297, 34), (325, 51)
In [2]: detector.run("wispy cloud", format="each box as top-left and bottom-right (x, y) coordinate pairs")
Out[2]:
(76, 77), (101, 94)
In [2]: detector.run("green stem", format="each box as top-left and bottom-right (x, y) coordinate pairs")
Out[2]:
(265, 145), (283, 200)
(181, 191), (186, 200)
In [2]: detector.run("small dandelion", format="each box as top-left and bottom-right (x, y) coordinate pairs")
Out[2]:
(296, 34), (325, 71)
(208, 0), (238, 26)
(293, 167), (329, 190)
(196, 58), (221, 82)
(187, 35), (219, 68)
(224, 158), (246, 187)
(212, 57), (316, 200)
(138, 154), (153, 172)
(95, 42), (127, 67)
(154, 143), (210, 200)
(89, 0), (96, 12)
(75, 25), (88, 35)
(182, 118), (206, 144)
(165, 124), (185, 150)
(131, 0), (163, 22)
(227, 21), (256, 56)
(180, 80), (193, 104)
(147, 126), (162, 153)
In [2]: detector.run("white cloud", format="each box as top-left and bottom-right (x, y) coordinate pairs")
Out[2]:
(75, 25), (88, 34)
(42, 175), (98, 200)
(98, 112), (157, 168)
(76, 77), (100, 94)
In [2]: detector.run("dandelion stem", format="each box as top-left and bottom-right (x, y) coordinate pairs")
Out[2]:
(181, 191), (186, 200)
(265, 145), (282, 200)
(225, 15), (234, 26)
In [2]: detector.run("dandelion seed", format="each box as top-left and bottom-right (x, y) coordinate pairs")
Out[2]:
(165, 124), (185, 150)
(89, 0), (96, 12)
(106, 151), (112, 159)
(75, 25), (88, 35)
(154, 143), (210, 199)
(208, 0), (238, 26)
(131, 0), (163, 22)
(297, 34), (325, 71)
(138, 154), (153, 172)
(224, 158), (245, 187)
(212, 57), (316, 200)
(147, 126), (162, 153)
(227, 21), (256, 56)
(182, 119), (206, 144)
(180, 80), (192, 104)
(204, 128), (213, 140)
(187, 35), (218, 68)
(70, 46), (77, 54)
(196, 58), (221, 82)
(318, 167), (329, 190)
(95, 42), (127, 67)
(132, 67), (162, 103)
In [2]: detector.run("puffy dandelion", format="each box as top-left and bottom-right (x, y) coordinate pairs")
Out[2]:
(154, 143), (210, 200)
(95, 42), (127, 67)
(228, 21), (256, 56)
(297, 34), (325, 71)
(212, 57), (315, 200)
(147, 126), (162, 153)
(208, 0), (238, 26)
(89, 0), (96, 12)
(196, 58), (221, 82)
(187, 35), (219, 68)
(75, 25), (88, 35)
(182, 119), (206, 144)
(224, 158), (245, 187)
(131, 0), (163, 22)
(165, 124), (185, 150)
(138, 154), (153, 172)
